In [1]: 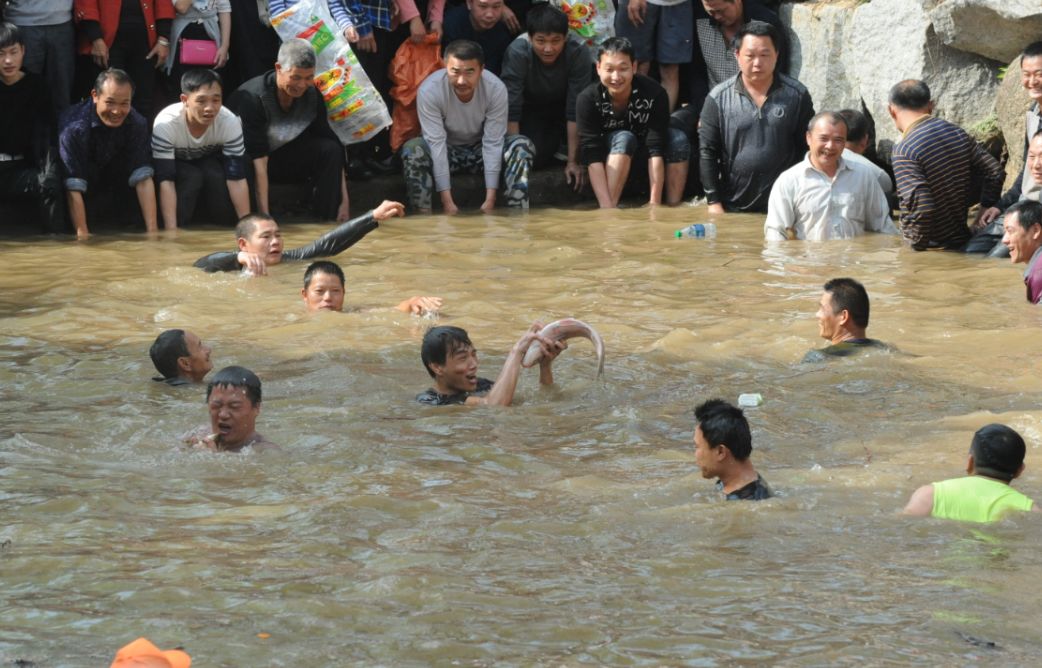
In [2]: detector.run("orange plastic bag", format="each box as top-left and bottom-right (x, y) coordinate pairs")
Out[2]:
(389, 34), (444, 152)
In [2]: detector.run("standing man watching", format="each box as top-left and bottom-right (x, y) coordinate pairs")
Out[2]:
(59, 68), (156, 238)
(1000, 199), (1042, 305)
(575, 36), (689, 208)
(152, 68), (250, 229)
(401, 39), (534, 214)
(888, 79), (1004, 251)
(692, 398), (771, 501)
(699, 21), (813, 215)
(228, 38), (350, 222)
(765, 111), (895, 242)
(440, 0), (513, 76)
(3, 0), (74, 116)
(613, 0), (692, 112)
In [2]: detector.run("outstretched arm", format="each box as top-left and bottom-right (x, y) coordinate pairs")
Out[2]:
(474, 324), (556, 406)
(282, 200), (404, 262)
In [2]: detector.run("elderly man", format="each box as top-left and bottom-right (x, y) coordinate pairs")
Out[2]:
(692, 398), (771, 501)
(440, 0), (513, 75)
(1001, 199), (1042, 304)
(227, 38), (350, 222)
(149, 329), (213, 385)
(888, 79), (1004, 251)
(183, 366), (278, 452)
(803, 277), (889, 362)
(401, 39), (534, 214)
(59, 68), (155, 238)
(699, 21), (813, 214)
(765, 111), (895, 241)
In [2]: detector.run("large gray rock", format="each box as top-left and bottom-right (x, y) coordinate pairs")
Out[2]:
(784, 0), (1003, 161)
(995, 56), (1031, 192)
(931, 0), (1042, 65)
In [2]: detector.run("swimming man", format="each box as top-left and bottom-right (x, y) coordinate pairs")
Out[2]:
(301, 261), (443, 315)
(183, 365), (278, 452)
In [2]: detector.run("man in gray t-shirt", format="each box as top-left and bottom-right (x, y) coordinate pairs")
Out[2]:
(401, 39), (535, 214)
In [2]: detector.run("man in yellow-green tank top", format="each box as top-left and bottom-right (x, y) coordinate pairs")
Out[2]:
(903, 424), (1038, 523)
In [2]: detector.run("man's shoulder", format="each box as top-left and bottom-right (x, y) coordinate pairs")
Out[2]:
(419, 69), (448, 96)
(504, 33), (532, 62)
(234, 71), (273, 98)
(707, 74), (740, 101)
(775, 72), (809, 96)
(633, 73), (665, 96)
(153, 103), (186, 130)
(59, 100), (93, 133)
(481, 69), (507, 95)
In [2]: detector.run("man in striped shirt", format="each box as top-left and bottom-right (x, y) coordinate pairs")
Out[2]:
(888, 80), (1004, 251)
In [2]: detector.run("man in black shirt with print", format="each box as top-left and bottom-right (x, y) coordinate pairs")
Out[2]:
(693, 398), (772, 501)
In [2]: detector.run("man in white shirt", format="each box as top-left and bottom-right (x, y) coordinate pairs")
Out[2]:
(400, 39), (535, 214)
(764, 111), (896, 242)
(152, 68), (250, 229)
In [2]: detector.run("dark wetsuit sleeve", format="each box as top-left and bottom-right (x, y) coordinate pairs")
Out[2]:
(281, 211), (378, 261)
(698, 94), (724, 205)
(193, 251), (241, 272)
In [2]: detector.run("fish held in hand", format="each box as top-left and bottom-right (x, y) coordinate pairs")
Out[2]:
(522, 318), (605, 377)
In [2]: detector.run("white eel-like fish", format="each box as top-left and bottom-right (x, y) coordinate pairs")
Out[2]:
(521, 318), (605, 378)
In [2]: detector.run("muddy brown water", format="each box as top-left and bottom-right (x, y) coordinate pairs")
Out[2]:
(2, 206), (1041, 666)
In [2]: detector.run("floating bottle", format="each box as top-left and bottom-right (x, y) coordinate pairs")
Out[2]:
(675, 223), (717, 239)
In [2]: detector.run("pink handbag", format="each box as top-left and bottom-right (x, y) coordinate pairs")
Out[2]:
(178, 38), (218, 66)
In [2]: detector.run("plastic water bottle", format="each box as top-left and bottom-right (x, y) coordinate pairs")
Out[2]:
(675, 223), (717, 239)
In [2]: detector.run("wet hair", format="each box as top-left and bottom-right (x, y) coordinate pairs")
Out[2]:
(1007, 200), (1042, 231)
(0, 22), (23, 49)
(303, 260), (345, 289)
(888, 79), (931, 111)
(807, 111), (847, 133)
(277, 38), (317, 70)
(150, 329), (189, 380)
(94, 68), (136, 96)
(694, 399), (753, 461)
(970, 424), (1026, 482)
(823, 277), (870, 329)
(444, 39), (485, 66)
(421, 326), (473, 378)
(734, 20), (780, 53)
(527, 4), (569, 37)
(206, 366), (262, 406)
(597, 37), (635, 62)
(1022, 41), (1042, 63)
(181, 68), (223, 95)
(838, 109), (869, 144)
(235, 212), (277, 241)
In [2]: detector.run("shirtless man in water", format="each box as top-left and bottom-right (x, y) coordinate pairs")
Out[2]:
(184, 365), (278, 452)
(301, 261), (443, 315)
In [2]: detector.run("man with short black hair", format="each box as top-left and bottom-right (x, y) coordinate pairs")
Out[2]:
(575, 36), (689, 208)
(500, 4), (592, 189)
(699, 20), (813, 214)
(692, 398), (771, 500)
(440, 0), (513, 76)
(152, 68), (250, 229)
(184, 365), (278, 452)
(228, 38), (351, 222)
(1001, 199), (1042, 304)
(888, 79), (1004, 251)
(149, 329), (213, 385)
(803, 277), (889, 362)
(765, 111), (895, 241)
(903, 423), (1038, 522)
(416, 323), (563, 406)
(837, 108), (893, 198)
(3, 0), (74, 115)
(59, 68), (156, 238)
(402, 39), (535, 214)
(301, 260), (442, 314)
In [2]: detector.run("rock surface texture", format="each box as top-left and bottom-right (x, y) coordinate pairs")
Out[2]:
(996, 56), (1031, 193)
(930, 0), (1042, 65)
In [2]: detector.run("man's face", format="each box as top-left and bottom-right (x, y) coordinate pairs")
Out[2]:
(434, 343), (480, 393)
(693, 425), (723, 480)
(531, 32), (567, 66)
(1021, 54), (1042, 105)
(91, 80), (134, 129)
(0, 41), (24, 82)
(806, 119), (847, 173)
(1028, 134), (1042, 186)
(446, 56), (483, 102)
(181, 331), (213, 382)
(208, 385), (260, 449)
(181, 82), (223, 127)
(467, 0), (504, 30)
(1001, 213), (1042, 265)
(275, 63), (315, 99)
(735, 34), (777, 85)
(596, 51), (635, 96)
(239, 220), (284, 264)
(702, 0), (743, 29)
(816, 291), (843, 341)
(302, 272), (345, 312)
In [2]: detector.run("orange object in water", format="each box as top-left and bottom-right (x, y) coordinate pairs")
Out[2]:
(110, 637), (190, 668)
(389, 35), (444, 152)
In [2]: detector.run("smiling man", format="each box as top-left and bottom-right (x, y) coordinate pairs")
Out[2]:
(193, 200), (405, 273)
(803, 277), (889, 363)
(301, 260), (443, 315)
(149, 329), (213, 385)
(416, 323), (563, 406)
(764, 111), (895, 241)
(184, 365), (278, 452)
(1001, 199), (1042, 304)
(692, 398), (771, 501)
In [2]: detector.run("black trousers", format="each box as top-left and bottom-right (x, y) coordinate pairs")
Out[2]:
(519, 108), (566, 169)
(262, 133), (347, 220)
(0, 160), (65, 235)
(173, 156), (239, 227)
(108, 22), (158, 118)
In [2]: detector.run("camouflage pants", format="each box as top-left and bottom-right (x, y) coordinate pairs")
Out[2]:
(400, 135), (535, 211)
